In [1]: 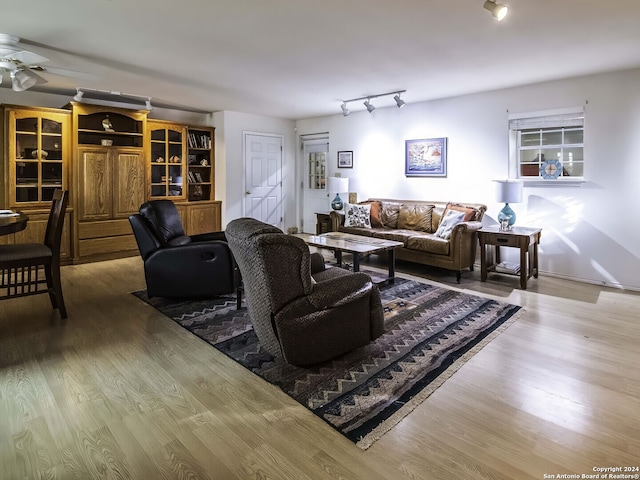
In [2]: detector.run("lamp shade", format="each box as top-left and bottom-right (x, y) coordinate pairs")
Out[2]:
(494, 180), (523, 204)
(327, 176), (349, 194)
(494, 180), (523, 226)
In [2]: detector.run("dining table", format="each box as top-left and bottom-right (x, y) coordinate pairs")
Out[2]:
(0, 212), (29, 236)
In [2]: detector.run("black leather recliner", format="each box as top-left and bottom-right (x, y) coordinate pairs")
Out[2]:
(129, 200), (241, 307)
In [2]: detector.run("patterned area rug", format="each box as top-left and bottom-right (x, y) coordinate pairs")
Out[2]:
(133, 273), (523, 449)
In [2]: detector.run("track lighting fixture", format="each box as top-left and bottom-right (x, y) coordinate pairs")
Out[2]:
(73, 87), (153, 110)
(364, 99), (375, 113)
(483, 0), (508, 21)
(340, 89), (406, 116)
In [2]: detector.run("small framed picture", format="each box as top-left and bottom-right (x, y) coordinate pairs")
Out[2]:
(337, 150), (353, 168)
(405, 138), (447, 177)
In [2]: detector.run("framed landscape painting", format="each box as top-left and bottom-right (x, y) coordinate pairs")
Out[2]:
(405, 137), (447, 177)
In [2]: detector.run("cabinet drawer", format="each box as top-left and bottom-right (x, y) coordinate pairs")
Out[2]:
(79, 219), (133, 239)
(487, 234), (520, 247)
(79, 234), (138, 257)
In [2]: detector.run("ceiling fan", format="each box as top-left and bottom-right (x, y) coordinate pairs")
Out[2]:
(0, 33), (52, 91)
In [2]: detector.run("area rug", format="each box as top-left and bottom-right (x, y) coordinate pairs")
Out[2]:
(133, 272), (523, 449)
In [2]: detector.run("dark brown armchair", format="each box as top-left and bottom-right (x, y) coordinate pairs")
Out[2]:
(129, 200), (241, 306)
(225, 217), (384, 366)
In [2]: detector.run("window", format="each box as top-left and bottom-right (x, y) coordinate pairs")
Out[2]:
(509, 107), (584, 184)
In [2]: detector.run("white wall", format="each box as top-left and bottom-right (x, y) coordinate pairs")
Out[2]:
(212, 111), (296, 228)
(295, 67), (640, 290)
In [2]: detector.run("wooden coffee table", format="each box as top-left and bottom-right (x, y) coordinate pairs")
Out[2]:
(295, 232), (403, 283)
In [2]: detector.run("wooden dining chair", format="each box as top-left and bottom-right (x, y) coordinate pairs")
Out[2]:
(0, 190), (69, 319)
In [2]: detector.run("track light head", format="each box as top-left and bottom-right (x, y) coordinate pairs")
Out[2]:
(145, 98), (153, 110)
(394, 94), (405, 108)
(483, 0), (508, 20)
(73, 89), (84, 102)
(364, 99), (375, 113)
(341, 102), (350, 116)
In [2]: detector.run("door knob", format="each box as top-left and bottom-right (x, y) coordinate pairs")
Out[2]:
(246, 191), (251, 195)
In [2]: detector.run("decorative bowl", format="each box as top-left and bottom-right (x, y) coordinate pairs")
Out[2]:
(101, 139), (113, 146)
(31, 149), (48, 159)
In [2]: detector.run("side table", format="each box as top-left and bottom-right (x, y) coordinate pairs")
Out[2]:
(315, 212), (332, 235)
(478, 225), (542, 289)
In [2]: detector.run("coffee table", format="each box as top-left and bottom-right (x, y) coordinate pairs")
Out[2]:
(295, 232), (403, 283)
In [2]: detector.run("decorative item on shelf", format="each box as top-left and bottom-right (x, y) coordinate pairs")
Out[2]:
(170, 155), (181, 163)
(31, 149), (48, 159)
(540, 159), (562, 179)
(156, 157), (164, 163)
(161, 176), (172, 182)
(494, 179), (523, 229)
(200, 159), (209, 166)
(327, 176), (349, 211)
(102, 116), (114, 132)
(100, 139), (113, 146)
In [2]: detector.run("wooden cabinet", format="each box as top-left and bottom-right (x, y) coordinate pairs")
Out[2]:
(3, 103), (221, 263)
(148, 120), (186, 200)
(72, 104), (147, 261)
(187, 127), (214, 201)
(1, 106), (73, 262)
(77, 146), (145, 221)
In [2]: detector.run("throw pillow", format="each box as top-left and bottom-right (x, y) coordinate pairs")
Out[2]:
(380, 202), (402, 228)
(444, 203), (477, 222)
(397, 204), (435, 232)
(344, 203), (372, 228)
(434, 210), (466, 240)
(358, 200), (383, 228)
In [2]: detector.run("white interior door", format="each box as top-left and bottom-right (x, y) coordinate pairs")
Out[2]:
(244, 133), (283, 227)
(301, 137), (329, 233)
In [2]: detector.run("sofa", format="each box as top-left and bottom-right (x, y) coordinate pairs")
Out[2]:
(330, 199), (487, 282)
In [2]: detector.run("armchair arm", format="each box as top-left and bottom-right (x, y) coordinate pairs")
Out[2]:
(305, 272), (375, 309)
(191, 231), (227, 242)
(144, 241), (237, 297)
(448, 221), (483, 269)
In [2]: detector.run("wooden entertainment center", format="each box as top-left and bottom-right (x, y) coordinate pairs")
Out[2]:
(0, 103), (220, 263)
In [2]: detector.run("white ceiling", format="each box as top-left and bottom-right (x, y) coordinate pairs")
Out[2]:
(2, 0), (640, 119)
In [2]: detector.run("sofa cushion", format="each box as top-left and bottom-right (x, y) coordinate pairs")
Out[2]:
(344, 203), (371, 228)
(340, 226), (379, 237)
(407, 234), (450, 256)
(397, 203), (435, 232)
(371, 229), (415, 245)
(434, 210), (466, 239)
(358, 200), (383, 228)
(380, 201), (402, 228)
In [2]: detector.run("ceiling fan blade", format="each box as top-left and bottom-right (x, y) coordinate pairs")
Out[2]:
(7, 50), (49, 66)
(29, 69), (48, 85)
(36, 65), (97, 80)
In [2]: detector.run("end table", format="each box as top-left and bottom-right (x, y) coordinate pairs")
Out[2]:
(478, 225), (542, 289)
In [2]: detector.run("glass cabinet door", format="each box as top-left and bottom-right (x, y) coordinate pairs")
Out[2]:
(149, 123), (186, 199)
(12, 112), (68, 205)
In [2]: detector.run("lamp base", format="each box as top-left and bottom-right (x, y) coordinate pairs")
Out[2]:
(331, 194), (344, 211)
(498, 203), (516, 228)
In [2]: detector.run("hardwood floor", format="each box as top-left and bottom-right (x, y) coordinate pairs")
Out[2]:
(1, 255), (638, 479)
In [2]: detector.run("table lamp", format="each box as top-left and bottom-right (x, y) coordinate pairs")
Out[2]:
(327, 176), (349, 211)
(494, 180), (523, 228)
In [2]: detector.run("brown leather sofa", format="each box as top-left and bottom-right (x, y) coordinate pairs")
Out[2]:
(330, 199), (486, 282)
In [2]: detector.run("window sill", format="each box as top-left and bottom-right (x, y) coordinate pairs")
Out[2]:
(521, 178), (586, 187)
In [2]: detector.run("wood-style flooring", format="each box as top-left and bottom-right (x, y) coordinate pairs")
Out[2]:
(1, 255), (638, 479)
